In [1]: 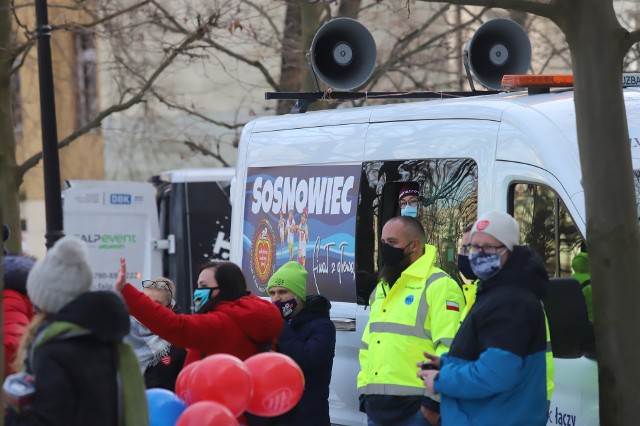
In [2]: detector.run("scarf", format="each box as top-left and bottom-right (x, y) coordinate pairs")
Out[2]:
(125, 316), (172, 373)
(31, 321), (149, 426)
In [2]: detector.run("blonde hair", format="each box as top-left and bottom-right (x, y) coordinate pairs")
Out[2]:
(12, 312), (52, 373)
(143, 277), (176, 305)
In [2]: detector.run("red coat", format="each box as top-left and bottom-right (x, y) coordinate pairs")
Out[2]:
(121, 284), (283, 365)
(3, 289), (33, 377)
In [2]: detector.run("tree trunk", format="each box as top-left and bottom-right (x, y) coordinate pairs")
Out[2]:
(276, 1), (303, 115)
(0, 0), (21, 256)
(555, 1), (640, 424)
(337, 0), (362, 19)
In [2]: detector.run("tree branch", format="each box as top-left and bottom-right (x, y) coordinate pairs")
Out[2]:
(415, 0), (553, 18)
(627, 29), (640, 48)
(151, 89), (246, 130)
(49, 0), (152, 32)
(149, 0), (280, 91)
(18, 11), (221, 181)
(183, 140), (230, 166)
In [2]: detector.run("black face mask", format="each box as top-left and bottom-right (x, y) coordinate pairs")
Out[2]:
(457, 254), (477, 281)
(381, 242), (412, 266)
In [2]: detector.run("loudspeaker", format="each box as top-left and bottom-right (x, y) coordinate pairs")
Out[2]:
(463, 19), (531, 90)
(310, 18), (376, 91)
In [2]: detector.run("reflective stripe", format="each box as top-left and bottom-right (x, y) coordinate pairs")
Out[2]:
(370, 322), (431, 339)
(358, 383), (425, 396)
(368, 272), (447, 340)
(360, 341), (369, 350)
(434, 337), (453, 349)
(546, 342), (553, 353)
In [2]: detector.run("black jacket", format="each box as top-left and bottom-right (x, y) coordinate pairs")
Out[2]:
(276, 295), (336, 426)
(449, 245), (548, 361)
(17, 291), (130, 426)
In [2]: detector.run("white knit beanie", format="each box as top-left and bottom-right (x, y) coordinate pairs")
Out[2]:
(27, 236), (93, 313)
(471, 211), (520, 251)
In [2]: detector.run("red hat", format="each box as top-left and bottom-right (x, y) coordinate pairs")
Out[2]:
(398, 182), (420, 200)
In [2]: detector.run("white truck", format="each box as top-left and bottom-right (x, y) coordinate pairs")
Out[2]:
(228, 81), (640, 425)
(63, 167), (234, 310)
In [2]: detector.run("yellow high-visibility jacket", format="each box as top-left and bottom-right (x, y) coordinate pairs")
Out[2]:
(357, 245), (465, 396)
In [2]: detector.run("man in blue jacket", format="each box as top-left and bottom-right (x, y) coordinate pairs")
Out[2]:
(418, 211), (548, 426)
(267, 261), (336, 426)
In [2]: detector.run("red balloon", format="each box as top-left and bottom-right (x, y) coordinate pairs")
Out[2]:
(244, 352), (305, 417)
(175, 361), (200, 404)
(188, 354), (253, 417)
(176, 401), (238, 426)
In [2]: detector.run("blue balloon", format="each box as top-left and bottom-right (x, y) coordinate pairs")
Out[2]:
(146, 388), (187, 426)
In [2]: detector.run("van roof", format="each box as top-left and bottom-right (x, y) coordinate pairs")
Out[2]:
(251, 88), (640, 149)
(157, 167), (235, 183)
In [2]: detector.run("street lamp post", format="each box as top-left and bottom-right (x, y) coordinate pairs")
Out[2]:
(35, 0), (64, 249)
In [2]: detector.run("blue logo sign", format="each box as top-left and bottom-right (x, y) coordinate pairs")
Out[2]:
(110, 194), (131, 205)
(404, 295), (414, 305)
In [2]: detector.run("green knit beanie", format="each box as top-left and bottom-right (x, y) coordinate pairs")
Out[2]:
(267, 261), (307, 302)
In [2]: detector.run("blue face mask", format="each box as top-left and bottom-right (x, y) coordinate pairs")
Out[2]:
(274, 298), (298, 321)
(400, 206), (418, 217)
(193, 288), (213, 312)
(468, 251), (505, 280)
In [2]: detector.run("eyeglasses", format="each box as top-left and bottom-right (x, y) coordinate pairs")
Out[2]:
(459, 244), (471, 256)
(399, 197), (420, 208)
(142, 280), (173, 297)
(468, 245), (506, 255)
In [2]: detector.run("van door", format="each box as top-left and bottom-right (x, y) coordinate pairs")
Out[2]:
(348, 119), (498, 424)
(493, 162), (598, 426)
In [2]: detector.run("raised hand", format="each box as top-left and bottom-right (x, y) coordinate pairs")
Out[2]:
(115, 257), (127, 292)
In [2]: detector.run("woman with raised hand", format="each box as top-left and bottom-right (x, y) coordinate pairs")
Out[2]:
(115, 258), (283, 366)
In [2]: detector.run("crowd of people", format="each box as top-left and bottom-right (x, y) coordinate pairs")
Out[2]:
(1, 198), (588, 425)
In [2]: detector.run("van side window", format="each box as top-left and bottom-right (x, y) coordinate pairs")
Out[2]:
(356, 159), (478, 304)
(510, 183), (584, 277)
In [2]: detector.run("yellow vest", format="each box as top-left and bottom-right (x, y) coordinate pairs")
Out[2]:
(357, 245), (465, 396)
(461, 280), (478, 321)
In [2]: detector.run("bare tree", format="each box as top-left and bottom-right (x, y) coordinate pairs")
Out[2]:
(416, 1), (640, 424)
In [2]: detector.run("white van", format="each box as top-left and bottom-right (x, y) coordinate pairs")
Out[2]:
(63, 167), (235, 310)
(229, 86), (640, 425)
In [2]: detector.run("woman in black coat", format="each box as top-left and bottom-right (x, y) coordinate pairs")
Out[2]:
(5, 237), (147, 426)
(265, 261), (337, 426)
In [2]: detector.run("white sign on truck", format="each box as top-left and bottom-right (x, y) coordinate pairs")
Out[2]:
(63, 180), (162, 291)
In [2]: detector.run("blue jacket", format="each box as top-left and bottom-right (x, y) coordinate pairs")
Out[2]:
(277, 295), (336, 426)
(434, 246), (548, 426)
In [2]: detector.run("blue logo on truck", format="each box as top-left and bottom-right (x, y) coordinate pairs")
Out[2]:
(110, 194), (131, 205)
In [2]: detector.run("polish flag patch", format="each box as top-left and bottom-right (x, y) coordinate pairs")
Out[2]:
(161, 355), (172, 366)
(446, 301), (460, 312)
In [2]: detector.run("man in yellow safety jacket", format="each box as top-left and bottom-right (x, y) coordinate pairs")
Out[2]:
(358, 216), (465, 426)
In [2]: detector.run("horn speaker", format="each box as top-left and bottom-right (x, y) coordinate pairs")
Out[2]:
(463, 19), (532, 90)
(310, 18), (377, 91)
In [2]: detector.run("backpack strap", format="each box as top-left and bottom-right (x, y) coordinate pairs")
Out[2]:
(581, 279), (591, 290)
